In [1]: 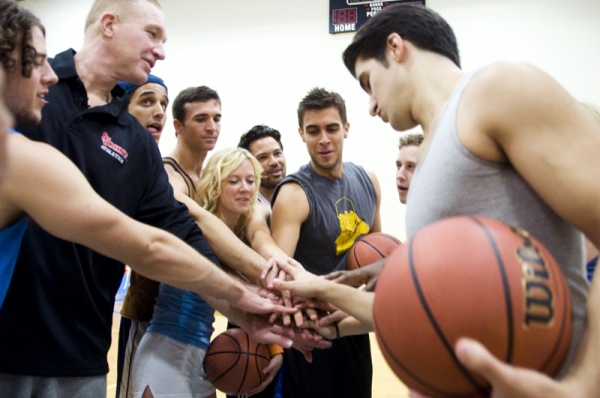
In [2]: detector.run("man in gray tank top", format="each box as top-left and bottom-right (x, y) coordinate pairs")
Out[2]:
(271, 88), (382, 398)
(340, 3), (600, 397)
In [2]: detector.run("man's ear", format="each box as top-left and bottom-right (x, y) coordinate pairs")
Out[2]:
(99, 12), (117, 38)
(387, 32), (406, 63)
(298, 127), (306, 143)
(173, 119), (183, 136)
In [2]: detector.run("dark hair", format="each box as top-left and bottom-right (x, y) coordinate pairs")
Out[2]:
(343, 3), (460, 77)
(238, 124), (283, 151)
(0, 0), (45, 78)
(297, 87), (347, 128)
(172, 86), (220, 122)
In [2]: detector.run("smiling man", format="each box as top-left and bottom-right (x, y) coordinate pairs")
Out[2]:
(238, 124), (287, 207)
(271, 87), (382, 398)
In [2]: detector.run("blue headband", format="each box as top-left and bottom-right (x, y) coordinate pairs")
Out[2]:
(118, 74), (168, 95)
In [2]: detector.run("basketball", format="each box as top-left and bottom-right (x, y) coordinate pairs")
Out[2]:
(347, 232), (402, 270)
(203, 328), (270, 396)
(373, 216), (572, 397)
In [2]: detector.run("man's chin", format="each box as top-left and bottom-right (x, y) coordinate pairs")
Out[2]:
(14, 111), (41, 127)
(261, 178), (282, 189)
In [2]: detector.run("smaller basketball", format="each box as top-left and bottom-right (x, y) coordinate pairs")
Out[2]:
(347, 232), (402, 270)
(203, 328), (270, 396)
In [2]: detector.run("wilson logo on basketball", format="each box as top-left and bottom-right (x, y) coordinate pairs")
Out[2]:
(514, 228), (555, 328)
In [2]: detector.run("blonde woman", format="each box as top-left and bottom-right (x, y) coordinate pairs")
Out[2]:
(197, 148), (286, 398)
(133, 148), (285, 398)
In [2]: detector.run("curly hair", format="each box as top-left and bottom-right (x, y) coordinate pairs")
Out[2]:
(196, 148), (263, 239)
(0, 0), (45, 78)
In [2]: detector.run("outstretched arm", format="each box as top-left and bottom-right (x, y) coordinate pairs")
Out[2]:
(273, 259), (374, 327)
(0, 134), (292, 316)
(171, 184), (267, 280)
(244, 200), (288, 261)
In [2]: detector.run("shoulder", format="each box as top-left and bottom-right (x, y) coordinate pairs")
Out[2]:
(253, 200), (271, 222)
(463, 61), (565, 117)
(163, 158), (191, 197)
(272, 180), (307, 208)
(457, 61), (574, 162)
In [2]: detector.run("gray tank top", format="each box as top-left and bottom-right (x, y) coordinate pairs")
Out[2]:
(406, 70), (588, 374)
(273, 162), (377, 275)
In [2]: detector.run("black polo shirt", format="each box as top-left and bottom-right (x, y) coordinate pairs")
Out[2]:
(0, 49), (219, 376)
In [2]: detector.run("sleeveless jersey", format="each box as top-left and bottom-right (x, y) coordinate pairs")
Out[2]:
(146, 157), (215, 349)
(276, 162), (377, 275)
(406, 69), (588, 375)
(272, 162), (377, 397)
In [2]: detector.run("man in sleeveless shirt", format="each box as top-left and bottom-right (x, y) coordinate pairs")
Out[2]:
(271, 88), (382, 398)
(341, 3), (600, 397)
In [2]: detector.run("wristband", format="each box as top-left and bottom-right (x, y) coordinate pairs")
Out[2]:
(268, 344), (285, 357)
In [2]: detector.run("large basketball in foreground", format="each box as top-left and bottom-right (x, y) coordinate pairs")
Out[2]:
(347, 232), (402, 270)
(203, 328), (270, 396)
(373, 216), (572, 397)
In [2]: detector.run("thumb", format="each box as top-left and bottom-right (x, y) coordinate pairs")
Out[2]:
(455, 338), (504, 382)
(456, 337), (565, 398)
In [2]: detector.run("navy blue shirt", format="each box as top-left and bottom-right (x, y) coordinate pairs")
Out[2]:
(0, 49), (219, 377)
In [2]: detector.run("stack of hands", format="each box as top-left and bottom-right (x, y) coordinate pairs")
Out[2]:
(241, 258), (584, 398)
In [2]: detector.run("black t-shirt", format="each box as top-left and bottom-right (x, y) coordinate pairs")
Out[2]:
(0, 49), (218, 377)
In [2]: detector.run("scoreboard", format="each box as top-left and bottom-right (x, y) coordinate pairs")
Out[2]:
(329, 0), (426, 34)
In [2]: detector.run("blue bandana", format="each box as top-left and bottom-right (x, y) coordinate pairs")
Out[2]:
(118, 74), (167, 95)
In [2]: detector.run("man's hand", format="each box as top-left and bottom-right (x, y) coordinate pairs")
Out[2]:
(452, 338), (572, 398)
(249, 353), (283, 396)
(319, 309), (348, 327)
(240, 312), (332, 353)
(271, 258), (329, 299)
(301, 319), (337, 340)
(324, 258), (385, 291)
(234, 286), (297, 316)
(410, 338), (575, 398)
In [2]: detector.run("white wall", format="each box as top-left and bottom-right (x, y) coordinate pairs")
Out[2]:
(22, 0), (600, 240)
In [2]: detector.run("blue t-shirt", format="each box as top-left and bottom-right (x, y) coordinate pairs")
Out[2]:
(0, 218), (28, 308)
(0, 130), (28, 307)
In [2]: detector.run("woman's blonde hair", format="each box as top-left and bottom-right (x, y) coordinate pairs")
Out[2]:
(196, 148), (263, 238)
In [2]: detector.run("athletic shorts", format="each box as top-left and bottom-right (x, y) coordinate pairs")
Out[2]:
(133, 332), (215, 398)
(0, 373), (105, 398)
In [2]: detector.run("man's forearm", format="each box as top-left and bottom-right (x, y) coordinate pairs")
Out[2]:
(318, 283), (374, 327)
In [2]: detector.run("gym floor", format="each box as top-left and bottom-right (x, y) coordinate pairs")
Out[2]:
(107, 309), (409, 398)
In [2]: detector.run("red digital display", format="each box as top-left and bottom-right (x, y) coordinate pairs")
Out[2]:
(332, 8), (357, 24)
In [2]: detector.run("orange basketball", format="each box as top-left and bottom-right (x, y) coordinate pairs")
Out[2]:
(203, 328), (270, 396)
(373, 216), (572, 397)
(347, 233), (402, 270)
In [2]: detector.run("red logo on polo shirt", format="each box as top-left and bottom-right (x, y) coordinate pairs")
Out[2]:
(100, 132), (129, 164)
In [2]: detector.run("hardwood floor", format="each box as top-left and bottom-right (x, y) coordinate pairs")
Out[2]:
(107, 310), (409, 398)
